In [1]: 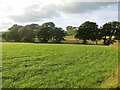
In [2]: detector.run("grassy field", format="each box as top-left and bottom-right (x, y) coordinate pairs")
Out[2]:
(2, 42), (118, 88)
(64, 35), (104, 44)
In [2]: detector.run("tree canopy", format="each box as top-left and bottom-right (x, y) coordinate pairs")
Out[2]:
(20, 24), (39, 42)
(6, 24), (23, 42)
(75, 21), (99, 44)
(66, 26), (78, 35)
(101, 21), (120, 45)
(2, 21), (120, 45)
(52, 27), (65, 43)
(37, 22), (65, 43)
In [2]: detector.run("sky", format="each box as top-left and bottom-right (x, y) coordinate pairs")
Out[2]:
(0, 0), (119, 31)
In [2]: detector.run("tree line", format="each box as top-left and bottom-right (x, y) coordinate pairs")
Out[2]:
(75, 21), (120, 45)
(2, 22), (65, 43)
(2, 21), (120, 45)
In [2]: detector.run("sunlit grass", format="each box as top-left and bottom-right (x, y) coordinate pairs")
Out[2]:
(2, 42), (118, 88)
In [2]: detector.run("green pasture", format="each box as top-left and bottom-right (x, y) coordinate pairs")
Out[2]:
(2, 42), (118, 88)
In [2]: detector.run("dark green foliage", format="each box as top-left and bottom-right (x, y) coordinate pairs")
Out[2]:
(37, 26), (53, 43)
(2, 32), (8, 41)
(5, 24), (23, 42)
(75, 21), (99, 44)
(2, 21), (120, 44)
(114, 22), (120, 40)
(37, 22), (65, 43)
(2, 24), (39, 42)
(101, 21), (120, 45)
(3, 22), (65, 43)
(37, 22), (55, 43)
(41, 22), (55, 28)
(20, 24), (39, 42)
(52, 27), (65, 43)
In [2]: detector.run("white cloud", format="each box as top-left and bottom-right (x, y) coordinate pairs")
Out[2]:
(59, 2), (116, 14)
(8, 2), (116, 23)
(0, 0), (118, 31)
(9, 4), (60, 23)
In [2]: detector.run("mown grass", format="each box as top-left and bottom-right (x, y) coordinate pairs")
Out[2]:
(2, 42), (118, 88)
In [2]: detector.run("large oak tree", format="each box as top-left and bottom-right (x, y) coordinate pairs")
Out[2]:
(75, 21), (99, 44)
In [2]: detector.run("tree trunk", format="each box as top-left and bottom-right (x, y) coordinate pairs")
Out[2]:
(103, 36), (107, 45)
(83, 39), (87, 44)
(108, 37), (111, 45)
(107, 29), (115, 45)
(95, 39), (98, 45)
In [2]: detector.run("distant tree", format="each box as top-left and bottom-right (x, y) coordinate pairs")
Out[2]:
(66, 26), (77, 35)
(5, 24), (23, 42)
(42, 22), (55, 28)
(37, 22), (55, 43)
(20, 24), (39, 42)
(52, 27), (65, 43)
(90, 26), (101, 44)
(75, 21), (98, 44)
(37, 22), (66, 43)
(101, 21), (120, 45)
(37, 26), (53, 43)
(2, 32), (8, 41)
(37, 22), (56, 43)
(114, 22), (120, 40)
